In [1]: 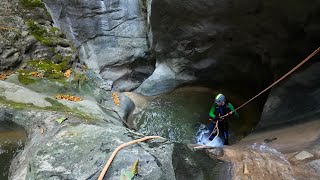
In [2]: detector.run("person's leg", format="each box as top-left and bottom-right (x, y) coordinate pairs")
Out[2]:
(218, 121), (228, 145)
(223, 121), (229, 145)
(208, 122), (215, 140)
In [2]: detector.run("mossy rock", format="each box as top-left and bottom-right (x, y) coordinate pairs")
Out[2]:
(17, 70), (37, 85)
(17, 59), (72, 85)
(18, 74), (37, 85)
(19, 0), (44, 8)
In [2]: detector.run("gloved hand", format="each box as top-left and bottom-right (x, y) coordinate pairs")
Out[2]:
(213, 116), (222, 122)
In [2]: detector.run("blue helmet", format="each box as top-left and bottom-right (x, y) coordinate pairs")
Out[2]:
(215, 93), (226, 105)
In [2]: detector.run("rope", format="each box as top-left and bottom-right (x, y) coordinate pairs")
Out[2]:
(234, 47), (320, 112)
(195, 121), (220, 149)
(196, 47), (320, 149)
(98, 136), (163, 180)
(207, 120), (219, 141)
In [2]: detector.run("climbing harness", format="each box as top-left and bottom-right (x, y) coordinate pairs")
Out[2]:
(205, 47), (320, 146)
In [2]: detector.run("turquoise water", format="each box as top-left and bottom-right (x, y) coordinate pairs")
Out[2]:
(130, 87), (262, 144)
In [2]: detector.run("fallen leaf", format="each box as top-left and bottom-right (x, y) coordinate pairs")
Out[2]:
(64, 69), (72, 78)
(120, 160), (139, 180)
(30, 71), (44, 78)
(0, 71), (13, 80)
(0, 74), (6, 80)
(56, 117), (68, 124)
(40, 128), (45, 135)
(112, 92), (120, 106)
(54, 94), (82, 102)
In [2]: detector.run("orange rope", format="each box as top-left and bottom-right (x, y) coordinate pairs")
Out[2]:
(197, 47), (320, 149)
(194, 121), (220, 149)
(98, 136), (163, 180)
(207, 120), (219, 141)
(234, 47), (320, 112)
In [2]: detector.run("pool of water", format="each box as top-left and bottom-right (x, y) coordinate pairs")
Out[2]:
(0, 122), (26, 180)
(129, 87), (263, 144)
(172, 143), (229, 180)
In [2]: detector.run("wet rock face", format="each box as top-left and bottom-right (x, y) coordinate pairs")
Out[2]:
(44, 0), (153, 90)
(142, 0), (320, 96)
(259, 62), (320, 129)
(43, 0), (320, 97)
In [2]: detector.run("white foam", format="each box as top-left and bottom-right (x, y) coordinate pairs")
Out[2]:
(195, 124), (224, 147)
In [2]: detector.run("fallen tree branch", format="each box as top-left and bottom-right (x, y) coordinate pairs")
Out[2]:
(98, 136), (164, 180)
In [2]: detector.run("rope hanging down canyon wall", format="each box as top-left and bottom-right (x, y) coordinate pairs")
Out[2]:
(234, 47), (320, 112)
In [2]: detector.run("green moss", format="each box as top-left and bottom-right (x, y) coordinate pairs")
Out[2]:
(141, 0), (147, 8)
(27, 20), (54, 46)
(52, 54), (64, 63)
(28, 59), (65, 79)
(44, 98), (94, 121)
(60, 56), (72, 71)
(0, 96), (36, 110)
(50, 27), (59, 33)
(17, 58), (72, 85)
(17, 70), (37, 85)
(19, 0), (43, 8)
(73, 72), (87, 88)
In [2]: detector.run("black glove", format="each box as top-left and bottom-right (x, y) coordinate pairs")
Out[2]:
(212, 116), (220, 123)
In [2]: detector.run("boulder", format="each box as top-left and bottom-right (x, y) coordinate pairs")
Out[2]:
(44, 0), (149, 73)
(294, 151), (314, 161)
(26, 123), (175, 180)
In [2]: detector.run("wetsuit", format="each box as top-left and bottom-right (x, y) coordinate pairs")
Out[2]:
(208, 102), (238, 145)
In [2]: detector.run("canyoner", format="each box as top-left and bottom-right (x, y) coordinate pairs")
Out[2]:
(195, 94), (238, 148)
(194, 47), (320, 149)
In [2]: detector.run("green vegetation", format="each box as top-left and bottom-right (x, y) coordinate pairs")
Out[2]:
(17, 70), (37, 85)
(140, 0), (148, 12)
(44, 98), (94, 121)
(19, 0), (43, 8)
(17, 58), (71, 85)
(27, 20), (54, 46)
(141, 0), (147, 9)
(73, 72), (87, 88)
(0, 96), (36, 110)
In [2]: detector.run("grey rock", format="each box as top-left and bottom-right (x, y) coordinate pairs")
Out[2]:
(0, 81), (114, 123)
(207, 148), (224, 158)
(99, 81), (113, 91)
(135, 63), (177, 96)
(308, 159), (320, 172)
(0, 0), (77, 71)
(259, 62), (320, 129)
(0, 81), (52, 108)
(26, 124), (173, 180)
(3, 107), (175, 180)
(294, 151), (314, 161)
(44, 0), (149, 73)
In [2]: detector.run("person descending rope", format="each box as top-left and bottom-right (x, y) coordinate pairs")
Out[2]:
(208, 93), (238, 145)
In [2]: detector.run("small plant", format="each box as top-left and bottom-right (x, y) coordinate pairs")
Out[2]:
(73, 72), (87, 88)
